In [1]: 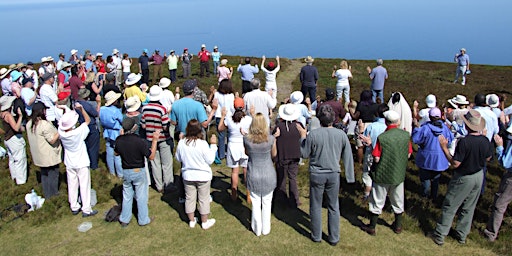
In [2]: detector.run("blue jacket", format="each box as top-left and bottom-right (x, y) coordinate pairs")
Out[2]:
(412, 120), (453, 171)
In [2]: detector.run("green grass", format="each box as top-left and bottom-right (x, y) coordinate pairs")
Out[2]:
(0, 57), (511, 255)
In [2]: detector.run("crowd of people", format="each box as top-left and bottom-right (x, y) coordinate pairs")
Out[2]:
(1, 45), (511, 246)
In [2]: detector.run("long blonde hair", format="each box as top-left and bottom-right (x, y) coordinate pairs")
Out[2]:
(340, 60), (348, 69)
(247, 113), (268, 143)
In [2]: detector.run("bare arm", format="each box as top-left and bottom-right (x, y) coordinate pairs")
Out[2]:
(439, 135), (461, 168)
(148, 130), (161, 160)
(217, 108), (227, 132)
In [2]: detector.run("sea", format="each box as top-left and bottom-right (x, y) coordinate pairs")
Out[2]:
(0, 0), (511, 66)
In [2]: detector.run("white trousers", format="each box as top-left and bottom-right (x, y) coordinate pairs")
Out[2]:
(265, 82), (277, 100)
(66, 166), (93, 214)
(4, 134), (27, 185)
(369, 182), (405, 215)
(250, 190), (273, 236)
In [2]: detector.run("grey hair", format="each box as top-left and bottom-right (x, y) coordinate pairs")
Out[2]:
(376, 59), (383, 66)
(250, 78), (261, 90)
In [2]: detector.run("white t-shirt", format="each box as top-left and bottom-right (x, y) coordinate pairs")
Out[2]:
(175, 139), (217, 182)
(21, 87), (35, 116)
(159, 89), (175, 113)
(113, 55), (122, 69)
(261, 65), (280, 84)
(59, 123), (90, 169)
(38, 84), (58, 121)
(122, 59), (131, 73)
(25, 70), (39, 89)
(213, 92), (235, 118)
(225, 115), (252, 143)
(335, 69), (352, 86)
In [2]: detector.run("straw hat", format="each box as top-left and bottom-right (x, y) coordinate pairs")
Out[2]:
(78, 88), (90, 100)
(104, 91), (122, 106)
(0, 96), (16, 111)
(462, 109), (485, 132)
(59, 62), (72, 71)
(59, 111), (79, 130)
(289, 91), (304, 105)
(158, 77), (171, 88)
(278, 104), (301, 121)
(448, 95), (469, 109)
(124, 96), (141, 112)
(16, 63), (26, 69)
(125, 73), (141, 86)
(41, 57), (49, 62)
(304, 56), (314, 63)
(149, 85), (163, 101)
(0, 68), (11, 79)
(486, 94), (499, 108)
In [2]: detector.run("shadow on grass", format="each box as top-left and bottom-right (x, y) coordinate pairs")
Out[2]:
(273, 199), (311, 239)
(160, 175), (188, 224)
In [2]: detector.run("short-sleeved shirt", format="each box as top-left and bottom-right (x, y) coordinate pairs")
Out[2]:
(115, 133), (151, 169)
(237, 64), (259, 82)
(335, 69), (352, 86)
(170, 97), (208, 134)
(453, 134), (492, 175)
(139, 55), (150, 70)
(370, 66), (388, 91)
(38, 83), (58, 121)
(21, 87), (35, 116)
(59, 123), (90, 169)
(141, 102), (170, 141)
(456, 53), (470, 66)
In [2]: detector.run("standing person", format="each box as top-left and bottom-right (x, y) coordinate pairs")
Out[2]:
(413, 94), (437, 126)
(57, 62), (72, 92)
(412, 107), (453, 200)
(0, 96), (27, 185)
(20, 78), (37, 117)
(56, 53), (66, 71)
(349, 90), (378, 164)
(332, 60), (353, 107)
(181, 48), (193, 78)
(112, 49), (123, 86)
(58, 103), (98, 217)
(25, 62), (39, 90)
(237, 57), (259, 95)
(366, 59), (388, 103)
(76, 88), (100, 170)
(69, 49), (80, 65)
(121, 53), (132, 82)
(298, 104), (355, 245)
(431, 110), (492, 245)
(166, 50), (179, 82)
(288, 91), (312, 128)
(482, 133), (512, 242)
(106, 55), (116, 74)
(318, 88), (348, 128)
(454, 48), (470, 86)
(158, 78), (175, 115)
(36, 73), (58, 126)
(244, 113), (278, 236)
(217, 59), (233, 83)
(212, 79), (235, 160)
(141, 86), (174, 193)
(68, 66), (83, 101)
(361, 110), (412, 236)
(115, 118), (159, 227)
(261, 56), (280, 100)
(138, 49), (150, 84)
(387, 92), (413, 135)
(150, 50), (164, 83)
(100, 91), (124, 178)
(211, 46), (221, 76)
(243, 78), (276, 126)
(274, 103), (303, 207)
(300, 56), (319, 101)
(197, 44), (211, 77)
(26, 102), (62, 198)
(123, 73), (146, 103)
(218, 98), (252, 201)
(175, 120), (218, 230)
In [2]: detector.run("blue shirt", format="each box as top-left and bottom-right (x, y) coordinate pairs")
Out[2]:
(85, 60), (97, 73)
(76, 100), (98, 126)
(99, 105), (123, 141)
(139, 55), (150, 70)
(496, 145), (512, 171)
(237, 64), (259, 82)
(363, 118), (387, 149)
(170, 97), (208, 133)
(456, 53), (470, 66)
(370, 66), (388, 91)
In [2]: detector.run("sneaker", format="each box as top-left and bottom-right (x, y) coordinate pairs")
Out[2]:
(481, 229), (496, 242)
(119, 221), (129, 228)
(428, 232), (444, 246)
(461, 82), (466, 86)
(82, 210), (98, 218)
(202, 218), (216, 230)
(179, 197), (186, 204)
(189, 217), (198, 228)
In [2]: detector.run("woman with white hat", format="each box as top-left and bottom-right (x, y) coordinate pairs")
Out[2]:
(123, 73), (147, 103)
(0, 95), (27, 185)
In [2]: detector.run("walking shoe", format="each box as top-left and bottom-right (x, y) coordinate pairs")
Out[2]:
(461, 82), (465, 86)
(481, 229), (496, 242)
(71, 209), (81, 215)
(328, 241), (338, 246)
(428, 232), (444, 246)
(202, 219), (216, 230)
(360, 225), (376, 236)
(393, 227), (403, 234)
(119, 221), (129, 228)
(189, 217), (198, 228)
(82, 210), (98, 218)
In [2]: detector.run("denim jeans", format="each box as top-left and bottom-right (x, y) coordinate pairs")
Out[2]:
(106, 139), (123, 177)
(120, 168), (151, 225)
(215, 117), (227, 159)
(372, 89), (384, 103)
(309, 172), (340, 244)
(213, 61), (220, 75)
(419, 169), (441, 199)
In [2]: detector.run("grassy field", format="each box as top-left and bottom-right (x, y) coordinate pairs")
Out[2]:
(0, 57), (511, 255)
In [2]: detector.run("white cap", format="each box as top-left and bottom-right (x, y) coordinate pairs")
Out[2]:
(425, 94), (436, 108)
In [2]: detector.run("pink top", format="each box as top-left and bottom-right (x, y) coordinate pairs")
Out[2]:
(217, 66), (231, 82)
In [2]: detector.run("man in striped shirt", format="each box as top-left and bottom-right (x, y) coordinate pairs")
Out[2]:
(141, 85), (174, 193)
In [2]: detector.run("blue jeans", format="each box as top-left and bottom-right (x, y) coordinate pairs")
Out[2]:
(419, 169), (441, 199)
(213, 61), (220, 75)
(215, 117), (226, 159)
(309, 172), (340, 244)
(372, 89), (383, 103)
(85, 125), (100, 170)
(106, 139), (123, 178)
(120, 168), (150, 225)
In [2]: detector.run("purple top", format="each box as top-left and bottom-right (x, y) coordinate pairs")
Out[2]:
(412, 121), (453, 171)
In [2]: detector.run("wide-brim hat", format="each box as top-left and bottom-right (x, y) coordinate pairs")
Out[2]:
(149, 85), (163, 101)
(104, 91), (122, 106)
(201, 44), (206, 48)
(125, 73), (141, 86)
(16, 62), (26, 69)
(0, 96), (16, 111)
(462, 109), (486, 132)
(278, 103), (301, 121)
(71, 49), (78, 55)
(304, 56), (314, 63)
(124, 96), (141, 112)
(59, 111), (79, 130)
(112, 48), (119, 54)
(383, 110), (400, 123)
(41, 57), (49, 63)
(0, 68), (12, 79)
(290, 91), (304, 105)
(10, 71), (22, 82)
(159, 77), (171, 88)
(60, 62), (72, 71)
(448, 94), (470, 109)
(486, 94), (499, 108)
(78, 88), (90, 99)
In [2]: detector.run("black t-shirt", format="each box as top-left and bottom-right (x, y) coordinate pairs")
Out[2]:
(356, 103), (378, 122)
(453, 135), (492, 175)
(114, 134), (151, 169)
(103, 82), (121, 95)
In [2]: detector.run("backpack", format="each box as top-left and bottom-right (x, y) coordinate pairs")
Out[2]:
(104, 205), (121, 222)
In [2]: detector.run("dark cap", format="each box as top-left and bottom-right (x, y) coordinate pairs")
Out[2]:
(41, 72), (55, 81)
(474, 93), (486, 107)
(106, 72), (116, 81)
(122, 117), (136, 131)
(183, 80), (197, 94)
(27, 61), (34, 66)
(32, 102), (49, 112)
(22, 77), (34, 86)
(325, 88), (335, 100)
